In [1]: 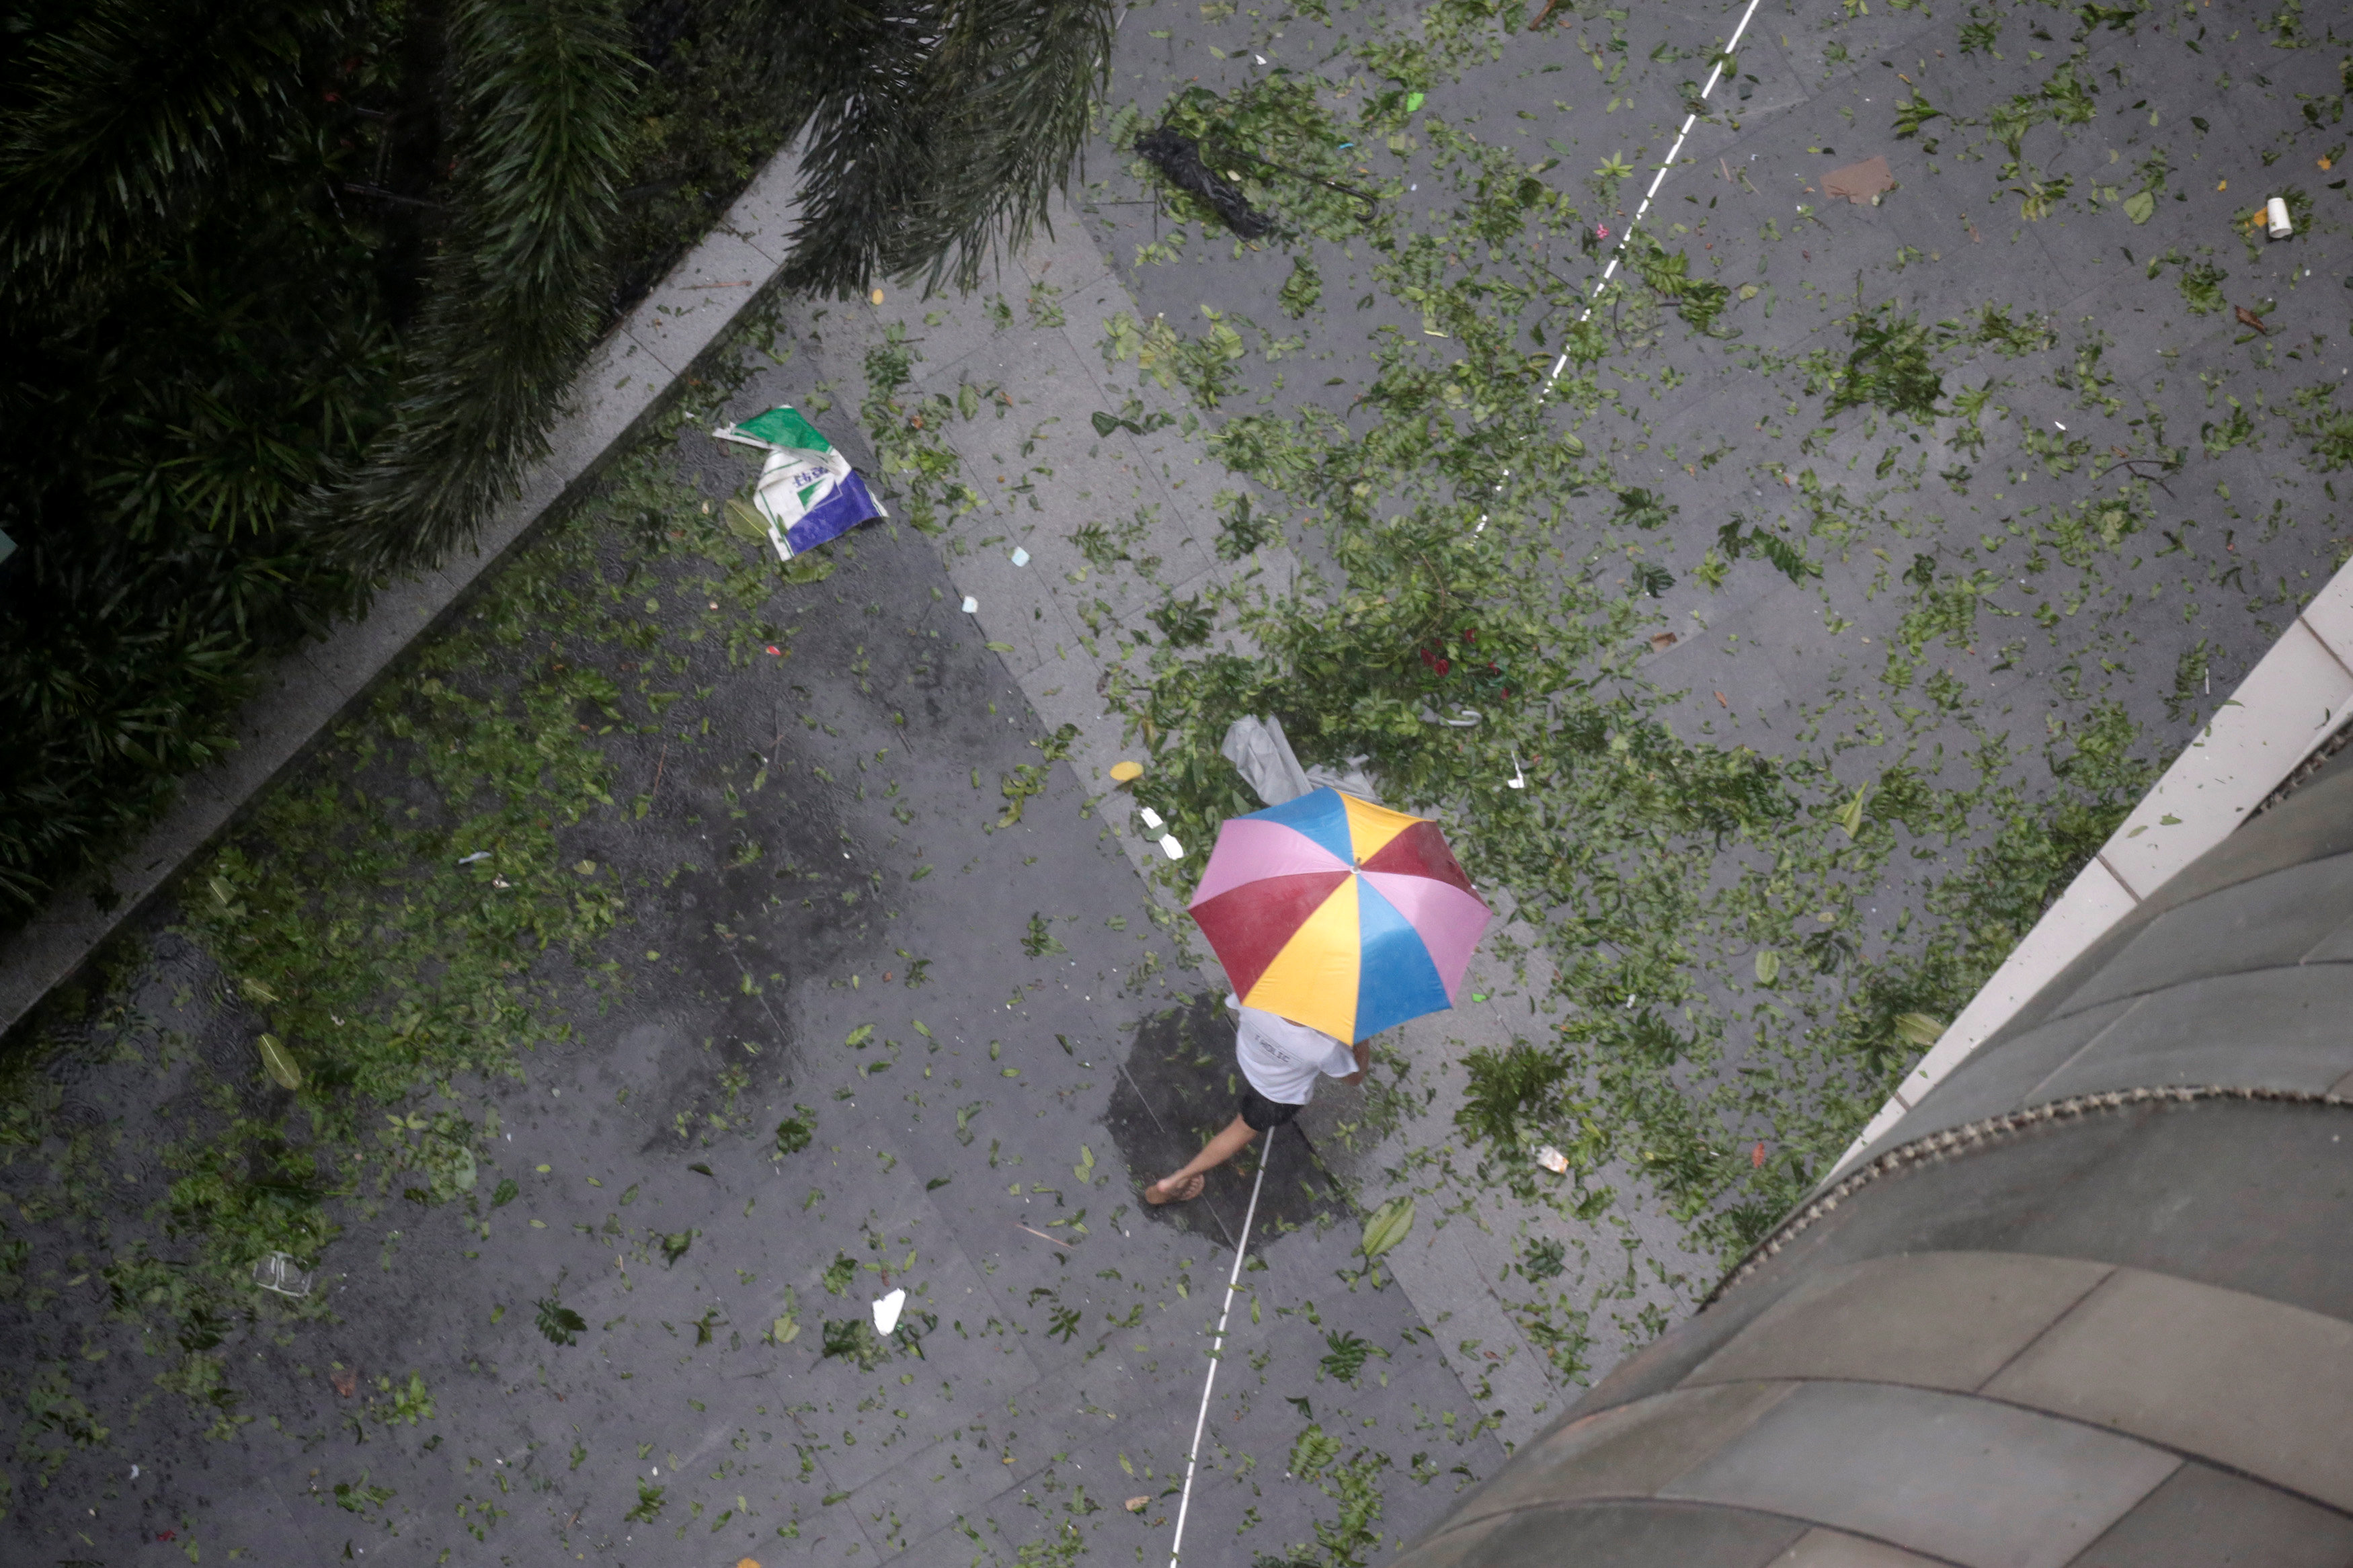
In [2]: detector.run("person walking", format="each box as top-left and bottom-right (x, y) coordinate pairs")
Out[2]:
(1160, 785), (1491, 1204)
(1145, 995), (1369, 1204)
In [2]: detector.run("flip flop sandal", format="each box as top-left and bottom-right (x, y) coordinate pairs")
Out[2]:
(1144, 1173), (1205, 1205)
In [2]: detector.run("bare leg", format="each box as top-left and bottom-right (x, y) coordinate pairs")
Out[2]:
(1146, 1114), (1260, 1203)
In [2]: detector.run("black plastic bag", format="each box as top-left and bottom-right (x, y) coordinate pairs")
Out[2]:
(1135, 125), (1273, 239)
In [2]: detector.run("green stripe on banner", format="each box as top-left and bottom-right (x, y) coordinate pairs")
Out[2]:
(735, 407), (832, 454)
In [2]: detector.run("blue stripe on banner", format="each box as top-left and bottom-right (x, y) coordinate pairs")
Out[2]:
(1242, 787), (1353, 864)
(1352, 878), (1449, 1040)
(783, 472), (886, 556)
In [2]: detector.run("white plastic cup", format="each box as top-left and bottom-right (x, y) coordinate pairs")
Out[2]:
(2268, 196), (2293, 239)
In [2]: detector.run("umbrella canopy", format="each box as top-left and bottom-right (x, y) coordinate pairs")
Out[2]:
(1187, 788), (1491, 1042)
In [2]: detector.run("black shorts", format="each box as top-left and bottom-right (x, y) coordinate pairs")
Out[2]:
(1238, 1085), (1302, 1132)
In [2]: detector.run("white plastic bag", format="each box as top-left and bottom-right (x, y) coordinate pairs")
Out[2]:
(1220, 715), (1379, 804)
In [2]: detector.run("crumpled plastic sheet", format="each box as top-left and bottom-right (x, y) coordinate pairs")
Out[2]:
(1220, 714), (1380, 805)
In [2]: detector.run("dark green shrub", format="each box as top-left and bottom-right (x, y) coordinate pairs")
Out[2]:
(0, 0), (1117, 923)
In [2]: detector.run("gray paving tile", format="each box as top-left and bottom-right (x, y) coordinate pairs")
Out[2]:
(794, 1280), (1052, 1491)
(1021, 196), (1115, 296)
(131, 1480), (333, 1566)
(199, 664), (344, 807)
(1682, 1251), (2112, 1393)
(307, 571), (456, 696)
(1, 916), (131, 1028)
(1659, 1380), (2180, 1568)
(1880, 208), (2081, 331)
(937, 531), (1090, 681)
(625, 226), (782, 376)
(723, 143), (808, 265)
(1769, 1), (1941, 91)
(2070, 1460), (2353, 1568)
(1983, 1266), (2353, 1512)
(564, 323), (676, 444)
(885, 1513), (1002, 1568)
(1720, 28), (1820, 125)
(844, 1368), (1150, 1557)
(120, 769), (237, 882)
(870, 290), (1027, 396)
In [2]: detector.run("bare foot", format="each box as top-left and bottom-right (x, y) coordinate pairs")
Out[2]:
(1145, 1173), (1205, 1205)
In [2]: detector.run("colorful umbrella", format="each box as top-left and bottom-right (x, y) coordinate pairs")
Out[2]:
(1187, 788), (1491, 1042)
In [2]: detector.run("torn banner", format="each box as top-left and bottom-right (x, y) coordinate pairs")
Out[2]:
(713, 406), (886, 560)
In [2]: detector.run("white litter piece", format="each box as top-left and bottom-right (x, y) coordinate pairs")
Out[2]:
(873, 1288), (906, 1335)
(1507, 755), (1527, 790)
(1139, 807), (1165, 830)
(253, 1252), (314, 1297)
(2268, 196), (2294, 239)
(457, 852), (491, 864)
(1158, 834), (1185, 860)
(960, 596), (978, 614)
(1010, 547), (1031, 567)
(1535, 1145), (1569, 1175)
(129, 1465), (139, 1480)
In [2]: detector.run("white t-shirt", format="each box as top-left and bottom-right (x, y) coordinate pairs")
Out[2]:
(1229, 995), (1358, 1105)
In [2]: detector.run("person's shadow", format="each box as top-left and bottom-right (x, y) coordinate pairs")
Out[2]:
(1107, 991), (1349, 1248)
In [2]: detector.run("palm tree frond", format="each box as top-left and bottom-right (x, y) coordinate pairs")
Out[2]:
(324, 0), (635, 576)
(0, 0), (362, 301)
(776, 0), (1114, 298)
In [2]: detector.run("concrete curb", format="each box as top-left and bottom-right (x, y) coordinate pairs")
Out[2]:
(1826, 557), (2353, 1180)
(0, 147), (807, 1042)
